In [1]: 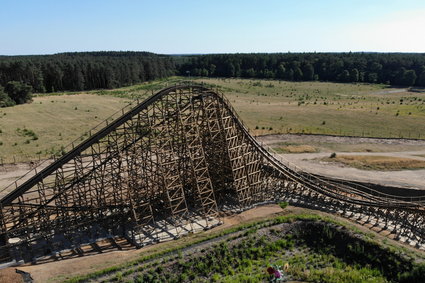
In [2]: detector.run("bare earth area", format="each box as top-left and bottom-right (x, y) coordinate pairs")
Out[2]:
(257, 134), (425, 190)
(0, 161), (52, 199)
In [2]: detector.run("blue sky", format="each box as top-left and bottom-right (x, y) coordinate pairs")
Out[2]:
(1, 0), (425, 55)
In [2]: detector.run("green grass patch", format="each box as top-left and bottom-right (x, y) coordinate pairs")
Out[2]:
(0, 94), (129, 163)
(279, 201), (289, 209)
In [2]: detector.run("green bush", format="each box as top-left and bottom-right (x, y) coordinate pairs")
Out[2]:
(279, 201), (289, 209)
(0, 90), (16, 107)
(4, 81), (32, 105)
(399, 263), (425, 283)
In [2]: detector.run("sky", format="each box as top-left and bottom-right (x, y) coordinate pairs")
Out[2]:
(1, 0), (425, 55)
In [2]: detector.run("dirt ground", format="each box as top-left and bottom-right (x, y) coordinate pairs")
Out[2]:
(0, 268), (23, 283)
(257, 134), (425, 190)
(0, 162), (41, 199)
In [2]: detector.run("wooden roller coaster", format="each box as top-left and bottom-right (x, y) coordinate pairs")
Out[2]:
(0, 84), (424, 264)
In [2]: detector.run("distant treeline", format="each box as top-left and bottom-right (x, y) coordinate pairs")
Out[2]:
(0, 51), (175, 93)
(179, 53), (425, 86)
(1, 52), (425, 99)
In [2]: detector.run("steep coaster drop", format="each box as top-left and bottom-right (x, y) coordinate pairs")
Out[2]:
(0, 85), (424, 265)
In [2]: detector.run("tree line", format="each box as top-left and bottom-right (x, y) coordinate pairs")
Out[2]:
(178, 53), (425, 86)
(0, 51), (175, 95)
(2, 51), (425, 107)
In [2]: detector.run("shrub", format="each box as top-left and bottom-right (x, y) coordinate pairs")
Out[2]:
(0, 89), (16, 107)
(279, 202), (289, 209)
(4, 81), (32, 105)
(399, 263), (425, 283)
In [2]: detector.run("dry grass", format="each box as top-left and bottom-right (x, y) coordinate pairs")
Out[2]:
(311, 143), (425, 153)
(196, 78), (425, 139)
(0, 94), (129, 163)
(321, 154), (425, 171)
(2, 77), (425, 164)
(273, 144), (317, 153)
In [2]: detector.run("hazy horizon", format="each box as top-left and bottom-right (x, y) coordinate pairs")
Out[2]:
(2, 50), (425, 57)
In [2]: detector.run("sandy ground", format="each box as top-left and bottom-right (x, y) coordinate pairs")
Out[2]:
(257, 134), (425, 190)
(0, 161), (52, 199)
(0, 268), (23, 283)
(257, 133), (425, 148)
(278, 151), (425, 190)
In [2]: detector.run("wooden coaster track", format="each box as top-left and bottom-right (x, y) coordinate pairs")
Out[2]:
(0, 84), (423, 263)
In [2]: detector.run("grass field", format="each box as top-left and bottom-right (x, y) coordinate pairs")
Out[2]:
(0, 78), (182, 163)
(321, 154), (425, 171)
(0, 95), (130, 163)
(1, 76), (425, 164)
(195, 78), (425, 139)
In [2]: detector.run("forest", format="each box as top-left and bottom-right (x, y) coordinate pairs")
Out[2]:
(1, 52), (425, 107)
(179, 52), (425, 86)
(0, 51), (175, 105)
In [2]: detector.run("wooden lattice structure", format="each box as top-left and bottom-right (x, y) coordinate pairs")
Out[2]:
(0, 85), (424, 263)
